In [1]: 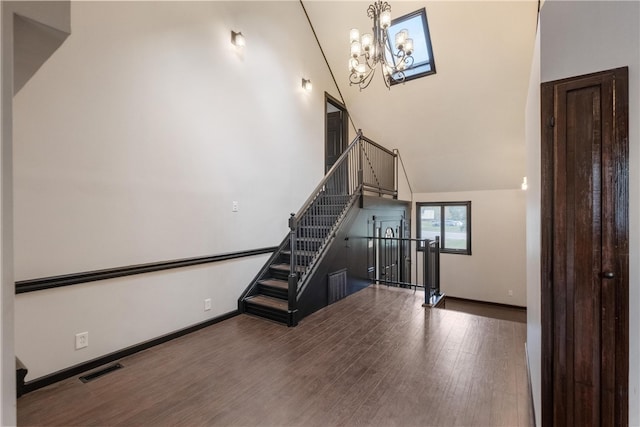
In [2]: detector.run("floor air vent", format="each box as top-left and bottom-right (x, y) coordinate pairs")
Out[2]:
(79, 363), (123, 383)
(328, 269), (348, 304)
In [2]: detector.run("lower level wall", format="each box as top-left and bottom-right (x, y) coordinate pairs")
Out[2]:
(14, 254), (270, 381)
(414, 189), (526, 307)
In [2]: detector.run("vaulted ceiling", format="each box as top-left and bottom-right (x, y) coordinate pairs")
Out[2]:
(304, 1), (538, 193)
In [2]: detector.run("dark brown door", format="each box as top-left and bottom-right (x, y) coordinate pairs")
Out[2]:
(326, 111), (345, 173)
(325, 94), (348, 173)
(541, 67), (628, 426)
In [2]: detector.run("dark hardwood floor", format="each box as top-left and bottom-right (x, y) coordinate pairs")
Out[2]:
(18, 285), (533, 426)
(443, 297), (527, 324)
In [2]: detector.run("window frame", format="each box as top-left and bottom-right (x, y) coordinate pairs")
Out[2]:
(387, 7), (437, 86)
(416, 201), (472, 255)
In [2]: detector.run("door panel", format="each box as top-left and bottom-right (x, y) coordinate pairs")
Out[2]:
(326, 111), (344, 172)
(541, 67), (628, 427)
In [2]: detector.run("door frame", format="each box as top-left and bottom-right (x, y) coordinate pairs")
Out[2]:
(540, 67), (629, 426)
(324, 93), (349, 173)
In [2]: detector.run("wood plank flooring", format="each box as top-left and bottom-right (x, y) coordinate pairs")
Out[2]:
(18, 285), (533, 426)
(442, 297), (527, 324)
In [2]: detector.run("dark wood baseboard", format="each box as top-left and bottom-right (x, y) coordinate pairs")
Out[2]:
(20, 310), (239, 396)
(444, 295), (526, 311)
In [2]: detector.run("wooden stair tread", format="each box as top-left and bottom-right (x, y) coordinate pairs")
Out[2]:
(271, 263), (305, 273)
(258, 279), (288, 290)
(246, 295), (288, 311)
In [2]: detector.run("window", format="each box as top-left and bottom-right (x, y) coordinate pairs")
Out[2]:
(387, 8), (436, 84)
(417, 202), (471, 255)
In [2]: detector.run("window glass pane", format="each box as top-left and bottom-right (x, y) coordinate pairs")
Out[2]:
(417, 201), (470, 255)
(444, 205), (467, 251)
(403, 62), (432, 79)
(386, 8), (435, 84)
(419, 205), (441, 242)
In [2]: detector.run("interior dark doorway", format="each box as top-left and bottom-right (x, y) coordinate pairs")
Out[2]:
(540, 67), (628, 426)
(325, 93), (349, 173)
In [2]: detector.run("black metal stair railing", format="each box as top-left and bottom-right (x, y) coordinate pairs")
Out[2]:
(287, 130), (398, 314)
(372, 236), (443, 307)
(359, 134), (397, 196)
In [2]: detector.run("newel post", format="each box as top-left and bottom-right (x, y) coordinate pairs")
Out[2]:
(288, 213), (298, 325)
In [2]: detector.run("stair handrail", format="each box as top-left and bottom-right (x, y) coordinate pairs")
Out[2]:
(288, 131), (364, 314)
(290, 130), (363, 226)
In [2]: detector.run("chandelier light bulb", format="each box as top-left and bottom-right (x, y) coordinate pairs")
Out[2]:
(395, 29), (408, 50)
(521, 177), (528, 191)
(356, 64), (366, 78)
(380, 11), (391, 29)
(404, 38), (414, 55)
(397, 60), (406, 71)
(350, 28), (360, 43)
(349, 58), (359, 72)
(361, 33), (373, 52)
(351, 41), (362, 58)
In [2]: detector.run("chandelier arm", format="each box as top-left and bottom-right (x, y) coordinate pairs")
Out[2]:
(358, 67), (377, 90)
(349, 0), (413, 90)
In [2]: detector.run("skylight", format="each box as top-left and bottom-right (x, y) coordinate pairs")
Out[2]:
(386, 8), (436, 84)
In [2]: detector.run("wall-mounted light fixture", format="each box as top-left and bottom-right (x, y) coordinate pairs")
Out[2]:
(231, 31), (245, 47)
(521, 177), (528, 191)
(302, 78), (313, 92)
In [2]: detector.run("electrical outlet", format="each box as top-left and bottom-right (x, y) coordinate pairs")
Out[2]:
(204, 298), (212, 311)
(232, 201), (239, 212)
(508, 290), (513, 296)
(75, 332), (89, 350)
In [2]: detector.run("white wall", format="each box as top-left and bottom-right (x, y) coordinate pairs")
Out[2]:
(13, 1), (342, 382)
(536, 1), (640, 423)
(15, 255), (269, 380)
(524, 26), (541, 426)
(414, 189), (526, 307)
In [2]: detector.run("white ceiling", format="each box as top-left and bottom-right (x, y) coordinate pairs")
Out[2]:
(304, 1), (538, 193)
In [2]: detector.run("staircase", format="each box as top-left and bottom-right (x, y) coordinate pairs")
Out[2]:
(242, 194), (354, 325)
(239, 131), (398, 326)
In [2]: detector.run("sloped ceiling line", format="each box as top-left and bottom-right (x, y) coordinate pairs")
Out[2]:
(303, 1), (539, 193)
(299, 0), (358, 134)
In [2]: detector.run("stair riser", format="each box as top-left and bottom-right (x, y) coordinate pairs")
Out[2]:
(258, 285), (288, 300)
(245, 304), (289, 325)
(270, 269), (295, 281)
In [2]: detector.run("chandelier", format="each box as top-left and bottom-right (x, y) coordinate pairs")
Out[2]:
(349, 1), (414, 90)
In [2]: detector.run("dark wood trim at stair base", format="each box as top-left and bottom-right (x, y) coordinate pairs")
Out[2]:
(444, 296), (526, 311)
(20, 310), (239, 396)
(15, 247), (277, 294)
